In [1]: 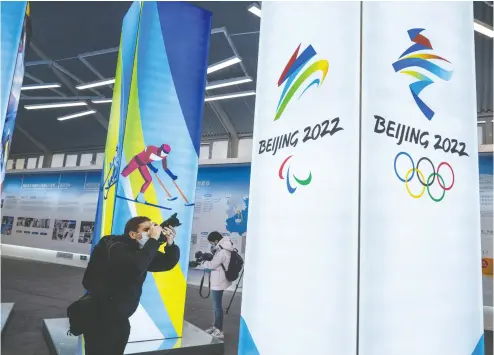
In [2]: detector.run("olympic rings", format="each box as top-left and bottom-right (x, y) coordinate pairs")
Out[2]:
(437, 162), (454, 191)
(405, 168), (426, 198)
(394, 152), (455, 202)
(427, 173), (446, 202)
(394, 152), (414, 182)
(416, 157), (435, 187)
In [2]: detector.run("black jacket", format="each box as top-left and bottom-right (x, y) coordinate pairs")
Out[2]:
(82, 235), (180, 319)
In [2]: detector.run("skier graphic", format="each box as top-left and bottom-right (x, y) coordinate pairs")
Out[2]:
(103, 145), (120, 199)
(121, 144), (178, 203)
(0, 130), (11, 172)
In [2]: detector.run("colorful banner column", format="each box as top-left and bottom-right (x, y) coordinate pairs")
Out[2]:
(91, 0), (211, 346)
(359, 2), (484, 354)
(0, 2), (29, 187)
(238, 2), (361, 354)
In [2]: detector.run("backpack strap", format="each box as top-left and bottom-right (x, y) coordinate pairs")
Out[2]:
(199, 269), (211, 299)
(218, 244), (230, 273)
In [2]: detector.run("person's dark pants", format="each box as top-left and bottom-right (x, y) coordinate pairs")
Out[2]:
(211, 290), (224, 330)
(83, 311), (130, 355)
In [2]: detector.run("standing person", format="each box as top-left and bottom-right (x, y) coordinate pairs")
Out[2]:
(80, 216), (180, 355)
(201, 231), (234, 339)
(121, 144), (178, 203)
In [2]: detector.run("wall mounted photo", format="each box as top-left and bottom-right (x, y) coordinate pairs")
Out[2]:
(52, 219), (76, 242)
(78, 221), (94, 244)
(1, 216), (14, 235)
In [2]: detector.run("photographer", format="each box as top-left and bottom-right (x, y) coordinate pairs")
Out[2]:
(80, 216), (180, 355)
(201, 231), (234, 339)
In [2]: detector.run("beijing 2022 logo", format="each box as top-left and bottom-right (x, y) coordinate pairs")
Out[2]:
(275, 43), (329, 121)
(394, 151), (455, 202)
(275, 44), (328, 193)
(392, 29), (453, 121)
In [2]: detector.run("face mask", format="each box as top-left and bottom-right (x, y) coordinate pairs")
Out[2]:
(210, 244), (218, 253)
(138, 232), (149, 248)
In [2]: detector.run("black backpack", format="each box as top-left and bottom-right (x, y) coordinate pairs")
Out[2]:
(67, 237), (111, 336)
(67, 293), (97, 336)
(221, 247), (244, 282)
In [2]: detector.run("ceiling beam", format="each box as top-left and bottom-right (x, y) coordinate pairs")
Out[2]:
(79, 56), (114, 89)
(15, 123), (49, 154)
(24, 72), (67, 97)
(20, 95), (101, 101)
(29, 42), (108, 130)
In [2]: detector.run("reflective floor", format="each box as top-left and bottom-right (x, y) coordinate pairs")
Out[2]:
(43, 318), (223, 355)
(1, 257), (242, 355)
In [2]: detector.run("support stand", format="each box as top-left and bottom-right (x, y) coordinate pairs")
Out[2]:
(1, 303), (14, 335)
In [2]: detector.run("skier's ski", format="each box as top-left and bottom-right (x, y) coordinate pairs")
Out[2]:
(116, 195), (172, 210)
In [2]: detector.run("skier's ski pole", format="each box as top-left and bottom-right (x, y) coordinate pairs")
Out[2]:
(153, 173), (174, 200)
(172, 180), (189, 204)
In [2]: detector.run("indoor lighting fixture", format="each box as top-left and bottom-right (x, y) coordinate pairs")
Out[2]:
(248, 3), (261, 17)
(24, 101), (87, 110)
(76, 78), (115, 90)
(206, 76), (252, 90)
(205, 91), (256, 102)
(21, 83), (61, 91)
(91, 98), (112, 104)
(474, 19), (494, 38)
(57, 110), (96, 121)
(207, 56), (241, 74)
(478, 120), (486, 124)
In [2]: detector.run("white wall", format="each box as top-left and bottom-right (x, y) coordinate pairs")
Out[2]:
(16, 158), (25, 170)
(211, 140), (228, 159)
(80, 153), (93, 166)
(65, 154), (78, 167)
(26, 158), (37, 169)
(51, 154), (64, 168)
(238, 138), (253, 158)
(199, 144), (210, 159)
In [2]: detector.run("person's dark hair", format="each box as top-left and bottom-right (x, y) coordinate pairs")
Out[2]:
(207, 231), (223, 243)
(124, 216), (151, 236)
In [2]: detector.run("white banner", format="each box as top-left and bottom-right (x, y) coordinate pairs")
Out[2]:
(239, 2), (361, 354)
(360, 2), (483, 355)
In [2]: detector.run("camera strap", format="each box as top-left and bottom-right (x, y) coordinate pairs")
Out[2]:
(199, 269), (211, 299)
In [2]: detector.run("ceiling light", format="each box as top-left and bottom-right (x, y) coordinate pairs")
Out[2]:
(76, 78), (115, 90)
(91, 98), (112, 104)
(248, 3), (261, 17)
(207, 56), (241, 74)
(21, 83), (61, 91)
(25, 101), (87, 110)
(478, 120), (486, 124)
(205, 91), (256, 102)
(474, 19), (494, 38)
(58, 110), (96, 121)
(206, 76), (252, 90)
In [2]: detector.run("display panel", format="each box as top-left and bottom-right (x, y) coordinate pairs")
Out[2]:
(190, 165), (251, 261)
(1, 171), (100, 254)
(0, 2), (28, 186)
(479, 154), (493, 309)
(239, 2), (361, 354)
(360, 2), (484, 354)
(92, 1), (211, 343)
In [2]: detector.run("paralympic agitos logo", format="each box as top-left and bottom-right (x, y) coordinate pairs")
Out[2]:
(392, 28), (453, 121)
(278, 155), (312, 194)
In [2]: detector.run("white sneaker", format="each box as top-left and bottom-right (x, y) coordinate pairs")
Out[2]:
(205, 326), (216, 334)
(211, 328), (224, 339)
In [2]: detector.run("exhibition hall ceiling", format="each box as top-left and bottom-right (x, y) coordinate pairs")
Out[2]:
(9, 1), (493, 156)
